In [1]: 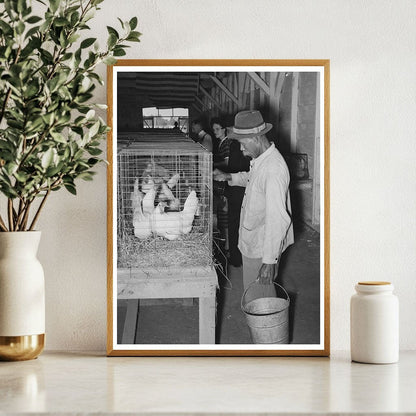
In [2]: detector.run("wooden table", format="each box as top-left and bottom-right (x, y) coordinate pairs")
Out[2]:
(118, 266), (218, 344)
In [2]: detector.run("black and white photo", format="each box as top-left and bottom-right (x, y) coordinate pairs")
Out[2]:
(107, 61), (330, 356)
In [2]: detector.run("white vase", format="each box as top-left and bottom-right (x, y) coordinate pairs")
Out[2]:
(0, 231), (45, 361)
(350, 281), (399, 364)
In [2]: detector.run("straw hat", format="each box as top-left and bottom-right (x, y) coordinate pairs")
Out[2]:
(228, 110), (273, 139)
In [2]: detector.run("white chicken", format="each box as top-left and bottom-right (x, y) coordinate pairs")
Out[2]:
(152, 191), (199, 240)
(142, 186), (156, 216)
(167, 173), (180, 189)
(131, 179), (152, 239)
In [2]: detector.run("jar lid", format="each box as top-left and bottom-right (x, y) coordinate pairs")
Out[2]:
(358, 281), (391, 285)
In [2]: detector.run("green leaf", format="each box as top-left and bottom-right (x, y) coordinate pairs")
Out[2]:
(87, 147), (102, 156)
(25, 117), (44, 133)
(88, 120), (100, 138)
(78, 171), (95, 181)
(49, 0), (60, 13)
(107, 33), (117, 49)
(14, 171), (29, 183)
(5, 162), (18, 176)
(113, 47), (126, 57)
(50, 131), (67, 143)
(126, 32), (141, 42)
(42, 113), (54, 125)
(24, 83), (39, 99)
(16, 21), (25, 35)
(64, 183), (76, 195)
(41, 148), (55, 169)
(129, 17), (138, 30)
(25, 25), (40, 39)
(45, 164), (62, 177)
(80, 37), (96, 49)
(54, 17), (69, 27)
(103, 56), (117, 65)
(4, 1), (16, 19)
(86, 109), (95, 120)
(0, 20), (13, 35)
(68, 33), (80, 44)
(106, 26), (119, 39)
(70, 10), (80, 26)
(26, 15), (42, 24)
(17, 0), (27, 14)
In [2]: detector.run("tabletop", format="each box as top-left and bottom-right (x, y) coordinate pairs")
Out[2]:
(0, 350), (415, 415)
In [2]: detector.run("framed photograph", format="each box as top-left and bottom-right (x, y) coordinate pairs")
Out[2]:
(107, 60), (330, 356)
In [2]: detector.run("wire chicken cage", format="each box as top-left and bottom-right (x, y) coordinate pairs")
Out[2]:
(117, 131), (213, 269)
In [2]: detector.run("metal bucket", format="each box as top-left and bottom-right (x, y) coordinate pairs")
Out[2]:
(241, 282), (290, 344)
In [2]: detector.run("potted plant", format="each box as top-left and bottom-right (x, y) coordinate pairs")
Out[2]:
(0, 0), (140, 360)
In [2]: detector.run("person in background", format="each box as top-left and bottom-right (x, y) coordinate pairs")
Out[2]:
(191, 119), (213, 152)
(213, 110), (294, 301)
(211, 117), (250, 267)
(173, 121), (180, 130)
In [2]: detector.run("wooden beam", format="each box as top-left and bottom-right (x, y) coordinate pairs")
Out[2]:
(238, 72), (246, 110)
(192, 103), (203, 114)
(209, 75), (239, 105)
(194, 95), (207, 110)
(248, 72), (270, 96)
(269, 72), (286, 127)
(249, 78), (255, 110)
(275, 72), (285, 97)
(121, 299), (139, 344)
(199, 86), (223, 111)
(290, 73), (299, 153)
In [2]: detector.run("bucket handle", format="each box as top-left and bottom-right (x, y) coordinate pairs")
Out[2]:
(241, 281), (290, 312)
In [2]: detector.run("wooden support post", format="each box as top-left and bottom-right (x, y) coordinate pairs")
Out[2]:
(249, 78), (255, 110)
(290, 73), (299, 153)
(259, 72), (265, 108)
(268, 72), (285, 130)
(238, 73), (246, 110)
(248, 72), (270, 96)
(121, 299), (139, 344)
(199, 296), (216, 344)
(210, 75), (239, 106)
(233, 73), (239, 113)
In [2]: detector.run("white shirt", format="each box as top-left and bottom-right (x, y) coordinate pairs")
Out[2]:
(228, 143), (294, 264)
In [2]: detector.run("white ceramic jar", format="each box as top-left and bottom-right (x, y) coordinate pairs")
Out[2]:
(350, 281), (399, 364)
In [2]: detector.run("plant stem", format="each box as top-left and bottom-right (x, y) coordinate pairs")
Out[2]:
(14, 199), (27, 231)
(7, 199), (14, 231)
(29, 189), (50, 231)
(0, 214), (8, 231)
(18, 120), (58, 169)
(20, 200), (33, 231)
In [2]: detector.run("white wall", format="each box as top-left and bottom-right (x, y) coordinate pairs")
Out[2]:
(37, 0), (416, 351)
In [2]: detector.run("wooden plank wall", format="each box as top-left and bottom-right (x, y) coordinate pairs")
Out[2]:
(190, 72), (319, 230)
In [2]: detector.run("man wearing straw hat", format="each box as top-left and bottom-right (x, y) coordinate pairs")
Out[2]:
(213, 110), (294, 302)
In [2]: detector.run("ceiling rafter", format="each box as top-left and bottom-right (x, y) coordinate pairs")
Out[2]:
(248, 72), (270, 96)
(199, 86), (223, 111)
(209, 75), (239, 105)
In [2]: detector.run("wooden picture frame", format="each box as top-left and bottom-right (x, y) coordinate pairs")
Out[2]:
(107, 60), (330, 356)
